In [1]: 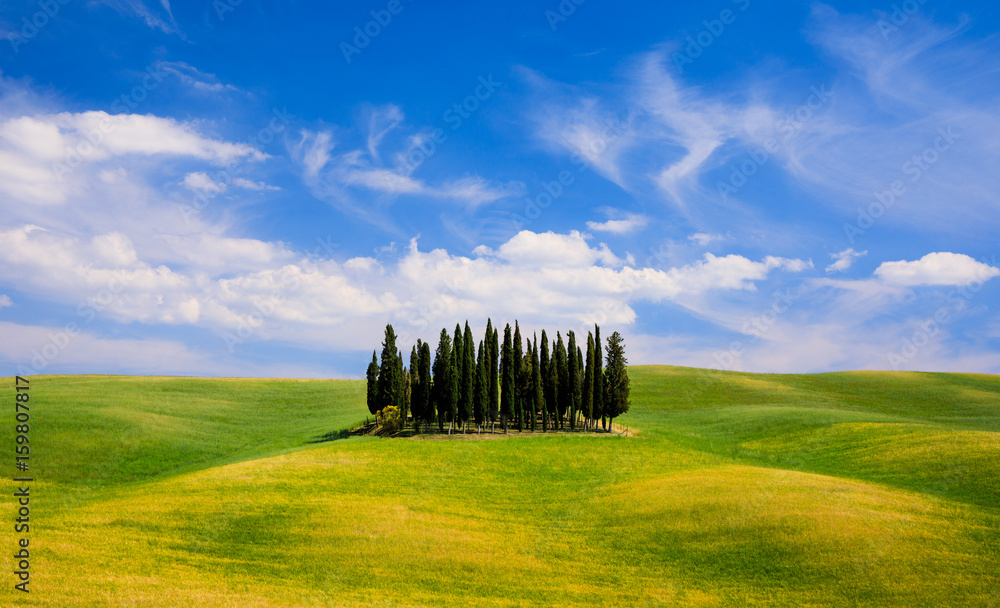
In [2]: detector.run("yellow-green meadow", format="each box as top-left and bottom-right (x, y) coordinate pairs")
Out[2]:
(3, 367), (998, 606)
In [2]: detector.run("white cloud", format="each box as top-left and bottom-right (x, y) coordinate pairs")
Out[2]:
(233, 177), (280, 191)
(688, 233), (724, 246)
(0, 221), (810, 351)
(586, 212), (648, 234)
(0, 111), (265, 205)
(874, 252), (999, 286)
(184, 172), (227, 193)
(0, 295), (11, 308)
(826, 248), (866, 273)
(478, 230), (624, 269)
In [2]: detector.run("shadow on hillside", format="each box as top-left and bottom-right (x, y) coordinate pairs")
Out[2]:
(309, 419), (633, 443)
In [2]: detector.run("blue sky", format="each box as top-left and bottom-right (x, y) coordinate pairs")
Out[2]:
(1, 0), (999, 378)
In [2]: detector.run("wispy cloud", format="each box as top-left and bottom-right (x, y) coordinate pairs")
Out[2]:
(586, 210), (648, 234)
(291, 107), (524, 222)
(826, 248), (866, 273)
(157, 61), (239, 93)
(96, 0), (181, 35)
(688, 232), (724, 246)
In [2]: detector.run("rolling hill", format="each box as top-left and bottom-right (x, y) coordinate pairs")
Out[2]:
(2, 367), (998, 607)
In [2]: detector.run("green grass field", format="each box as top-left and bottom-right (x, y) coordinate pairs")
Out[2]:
(3, 367), (999, 607)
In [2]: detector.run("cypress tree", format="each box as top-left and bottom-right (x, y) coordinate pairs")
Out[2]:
(409, 344), (420, 425)
(603, 331), (631, 427)
(583, 332), (595, 429)
(489, 325), (499, 430)
(376, 324), (402, 416)
(534, 335), (546, 432)
(396, 349), (406, 411)
(432, 328), (453, 432)
(594, 324), (605, 430)
(567, 331), (578, 430)
(474, 339), (487, 431)
(452, 324), (464, 432)
(547, 339), (559, 430)
(555, 332), (568, 430)
(513, 322), (523, 431)
(520, 341), (532, 431)
(540, 330), (551, 430)
(419, 340), (433, 427)
(462, 322), (475, 431)
(402, 365), (411, 422)
(533, 337), (542, 431)
(521, 338), (535, 431)
(576, 345), (584, 425)
(366, 350), (379, 417)
(500, 324), (513, 432)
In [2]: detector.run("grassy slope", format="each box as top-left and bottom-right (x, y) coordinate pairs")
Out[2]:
(2, 367), (998, 607)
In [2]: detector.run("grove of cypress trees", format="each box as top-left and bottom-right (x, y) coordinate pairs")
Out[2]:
(366, 320), (628, 437)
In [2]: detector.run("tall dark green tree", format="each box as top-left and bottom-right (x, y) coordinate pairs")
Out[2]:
(500, 323), (513, 432)
(419, 340), (433, 427)
(462, 322), (475, 431)
(534, 335), (546, 432)
(603, 331), (631, 426)
(583, 332), (595, 429)
(396, 349), (406, 413)
(540, 330), (551, 430)
(547, 339), (560, 430)
(576, 345), (584, 424)
(554, 332), (568, 430)
(520, 339), (533, 431)
(376, 324), (403, 415)
(489, 324), (499, 430)
(452, 324), (464, 431)
(513, 322), (523, 431)
(403, 365), (411, 421)
(409, 345), (420, 424)
(366, 350), (379, 417)
(593, 324), (605, 430)
(567, 331), (579, 429)
(474, 339), (487, 431)
(432, 328), (454, 432)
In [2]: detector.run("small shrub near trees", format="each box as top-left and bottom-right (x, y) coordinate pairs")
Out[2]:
(378, 405), (403, 434)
